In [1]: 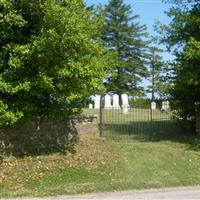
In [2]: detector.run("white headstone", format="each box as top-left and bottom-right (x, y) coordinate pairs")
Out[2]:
(151, 101), (156, 110)
(94, 95), (100, 109)
(162, 101), (165, 111)
(166, 101), (170, 110)
(162, 101), (170, 111)
(123, 107), (128, 114)
(121, 94), (129, 108)
(121, 94), (129, 114)
(112, 94), (120, 109)
(104, 94), (112, 109)
(89, 103), (93, 109)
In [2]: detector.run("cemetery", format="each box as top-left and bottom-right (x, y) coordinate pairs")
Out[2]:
(85, 94), (174, 140)
(1, 0), (200, 198)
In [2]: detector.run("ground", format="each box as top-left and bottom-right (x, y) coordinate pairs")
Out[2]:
(8, 186), (200, 199)
(1, 108), (200, 198)
(1, 139), (200, 198)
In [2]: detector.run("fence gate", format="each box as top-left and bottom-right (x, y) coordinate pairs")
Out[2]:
(99, 100), (181, 141)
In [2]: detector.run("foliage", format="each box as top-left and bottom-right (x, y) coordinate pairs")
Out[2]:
(102, 0), (148, 99)
(0, 0), (108, 126)
(129, 98), (151, 108)
(146, 45), (168, 100)
(159, 1), (200, 132)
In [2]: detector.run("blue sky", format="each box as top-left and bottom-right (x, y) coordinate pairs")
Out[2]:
(86, 0), (173, 61)
(86, 0), (171, 37)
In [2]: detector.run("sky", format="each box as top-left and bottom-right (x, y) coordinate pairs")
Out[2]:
(86, 0), (173, 61)
(86, 0), (171, 36)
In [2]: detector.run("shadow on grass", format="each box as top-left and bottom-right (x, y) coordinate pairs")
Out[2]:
(103, 120), (199, 149)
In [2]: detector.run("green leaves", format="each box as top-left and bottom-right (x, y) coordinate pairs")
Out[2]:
(0, 101), (23, 126)
(0, 0), (109, 126)
(160, 1), (200, 128)
(184, 38), (200, 60)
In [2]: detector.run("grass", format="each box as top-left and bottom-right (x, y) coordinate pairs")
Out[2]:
(1, 108), (200, 198)
(1, 137), (200, 198)
(83, 108), (173, 122)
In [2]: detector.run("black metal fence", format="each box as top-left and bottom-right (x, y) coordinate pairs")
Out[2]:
(83, 102), (182, 141)
(100, 105), (182, 141)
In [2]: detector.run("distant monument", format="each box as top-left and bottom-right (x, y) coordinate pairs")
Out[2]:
(113, 94), (120, 109)
(162, 101), (170, 111)
(121, 94), (129, 114)
(104, 94), (112, 109)
(89, 103), (93, 109)
(94, 95), (100, 109)
(151, 102), (156, 110)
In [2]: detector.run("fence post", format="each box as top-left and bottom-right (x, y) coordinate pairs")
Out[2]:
(196, 102), (200, 136)
(150, 107), (153, 122)
(150, 103), (153, 137)
(99, 95), (104, 137)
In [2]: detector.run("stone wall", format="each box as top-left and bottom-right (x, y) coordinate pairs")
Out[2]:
(0, 115), (99, 163)
(70, 115), (99, 141)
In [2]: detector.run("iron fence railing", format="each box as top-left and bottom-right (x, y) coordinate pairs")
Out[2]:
(83, 105), (182, 141)
(101, 107), (182, 141)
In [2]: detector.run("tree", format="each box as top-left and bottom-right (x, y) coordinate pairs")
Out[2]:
(102, 0), (148, 101)
(0, 0), (108, 126)
(159, 0), (200, 131)
(146, 45), (169, 100)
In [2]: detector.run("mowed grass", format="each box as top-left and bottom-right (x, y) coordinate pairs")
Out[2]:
(1, 139), (200, 197)
(83, 108), (173, 122)
(1, 108), (200, 198)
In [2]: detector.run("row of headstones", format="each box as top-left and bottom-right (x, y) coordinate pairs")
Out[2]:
(151, 101), (170, 111)
(89, 94), (170, 111)
(89, 94), (129, 109)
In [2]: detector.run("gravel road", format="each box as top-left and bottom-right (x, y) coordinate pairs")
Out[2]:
(5, 186), (200, 200)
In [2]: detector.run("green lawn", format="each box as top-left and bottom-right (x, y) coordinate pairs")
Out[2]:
(1, 135), (200, 198)
(83, 108), (173, 122)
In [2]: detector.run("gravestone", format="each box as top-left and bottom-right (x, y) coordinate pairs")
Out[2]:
(94, 95), (100, 109)
(166, 101), (170, 110)
(121, 94), (129, 108)
(162, 101), (170, 111)
(151, 101), (156, 110)
(162, 101), (166, 111)
(123, 107), (128, 114)
(104, 94), (112, 109)
(89, 103), (93, 109)
(121, 94), (129, 114)
(113, 94), (120, 109)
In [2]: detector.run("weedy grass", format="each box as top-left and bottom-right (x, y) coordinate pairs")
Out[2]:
(1, 137), (200, 198)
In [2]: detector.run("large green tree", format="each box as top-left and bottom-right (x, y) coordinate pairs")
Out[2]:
(160, 0), (200, 130)
(102, 0), (148, 100)
(0, 0), (108, 126)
